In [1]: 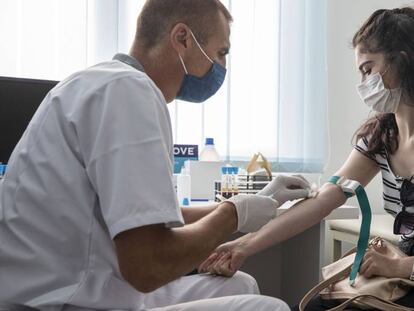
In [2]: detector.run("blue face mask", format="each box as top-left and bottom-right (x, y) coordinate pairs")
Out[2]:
(176, 31), (227, 103)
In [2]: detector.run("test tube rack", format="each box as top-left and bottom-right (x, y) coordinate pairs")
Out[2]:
(214, 174), (272, 202)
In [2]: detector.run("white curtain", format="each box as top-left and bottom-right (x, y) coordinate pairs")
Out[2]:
(277, 0), (328, 172)
(0, 0), (327, 173)
(0, 0), (88, 80)
(0, 0), (144, 78)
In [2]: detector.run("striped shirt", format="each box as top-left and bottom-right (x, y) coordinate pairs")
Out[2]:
(355, 137), (414, 239)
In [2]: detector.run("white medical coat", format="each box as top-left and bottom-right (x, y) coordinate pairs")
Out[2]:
(0, 55), (184, 310)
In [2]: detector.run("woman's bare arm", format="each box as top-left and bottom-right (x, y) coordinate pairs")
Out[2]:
(242, 149), (380, 256)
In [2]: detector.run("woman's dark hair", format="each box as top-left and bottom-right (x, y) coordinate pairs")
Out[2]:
(353, 8), (414, 157)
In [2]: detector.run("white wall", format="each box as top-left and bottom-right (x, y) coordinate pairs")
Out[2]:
(324, 0), (414, 214)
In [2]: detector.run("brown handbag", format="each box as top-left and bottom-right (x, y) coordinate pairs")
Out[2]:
(300, 237), (414, 311)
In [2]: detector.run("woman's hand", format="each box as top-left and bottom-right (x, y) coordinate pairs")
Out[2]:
(198, 238), (250, 277)
(359, 245), (414, 279)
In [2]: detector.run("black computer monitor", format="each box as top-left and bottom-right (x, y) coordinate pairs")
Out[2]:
(0, 76), (58, 164)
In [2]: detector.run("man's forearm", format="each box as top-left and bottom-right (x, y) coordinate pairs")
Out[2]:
(160, 202), (236, 273)
(123, 202), (237, 292)
(181, 203), (219, 224)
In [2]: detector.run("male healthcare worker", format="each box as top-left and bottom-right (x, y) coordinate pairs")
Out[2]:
(0, 1), (311, 310)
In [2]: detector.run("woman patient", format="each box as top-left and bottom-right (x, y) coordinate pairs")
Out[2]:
(199, 7), (414, 310)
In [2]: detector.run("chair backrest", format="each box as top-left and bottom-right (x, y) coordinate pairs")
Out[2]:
(0, 304), (40, 311)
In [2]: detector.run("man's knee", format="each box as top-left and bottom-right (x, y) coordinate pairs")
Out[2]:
(240, 295), (290, 311)
(227, 271), (260, 295)
(262, 296), (290, 311)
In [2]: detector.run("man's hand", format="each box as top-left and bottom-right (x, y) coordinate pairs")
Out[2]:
(258, 174), (311, 205)
(227, 194), (279, 233)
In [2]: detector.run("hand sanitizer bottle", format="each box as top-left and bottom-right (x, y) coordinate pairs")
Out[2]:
(177, 165), (191, 206)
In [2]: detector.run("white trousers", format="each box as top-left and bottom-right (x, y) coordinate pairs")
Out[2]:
(142, 271), (289, 311)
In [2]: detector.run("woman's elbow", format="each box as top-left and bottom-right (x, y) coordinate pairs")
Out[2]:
(318, 183), (348, 217)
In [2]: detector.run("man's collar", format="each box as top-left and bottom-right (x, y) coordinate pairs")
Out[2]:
(113, 53), (145, 72)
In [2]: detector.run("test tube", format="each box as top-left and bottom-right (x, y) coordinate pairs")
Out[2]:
(232, 167), (239, 195)
(221, 167), (228, 198)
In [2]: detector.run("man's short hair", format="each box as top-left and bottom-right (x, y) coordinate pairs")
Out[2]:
(136, 0), (232, 50)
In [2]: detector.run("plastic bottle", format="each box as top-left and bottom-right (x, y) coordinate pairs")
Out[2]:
(199, 138), (220, 161)
(177, 166), (191, 206)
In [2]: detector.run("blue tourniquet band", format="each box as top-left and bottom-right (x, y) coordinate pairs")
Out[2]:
(328, 176), (353, 198)
(328, 176), (372, 285)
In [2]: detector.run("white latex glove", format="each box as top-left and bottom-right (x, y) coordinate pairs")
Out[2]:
(226, 194), (279, 233)
(258, 174), (311, 205)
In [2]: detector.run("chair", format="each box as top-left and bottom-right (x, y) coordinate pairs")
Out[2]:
(328, 214), (399, 261)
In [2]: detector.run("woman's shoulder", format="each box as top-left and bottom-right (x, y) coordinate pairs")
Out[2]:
(355, 135), (387, 161)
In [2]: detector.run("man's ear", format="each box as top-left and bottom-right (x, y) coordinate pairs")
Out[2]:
(170, 23), (192, 56)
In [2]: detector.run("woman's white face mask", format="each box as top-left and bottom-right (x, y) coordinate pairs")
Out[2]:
(357, 69), (402, 113)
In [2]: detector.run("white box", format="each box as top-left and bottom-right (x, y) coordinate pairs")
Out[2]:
(185, 160), (222, 201)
